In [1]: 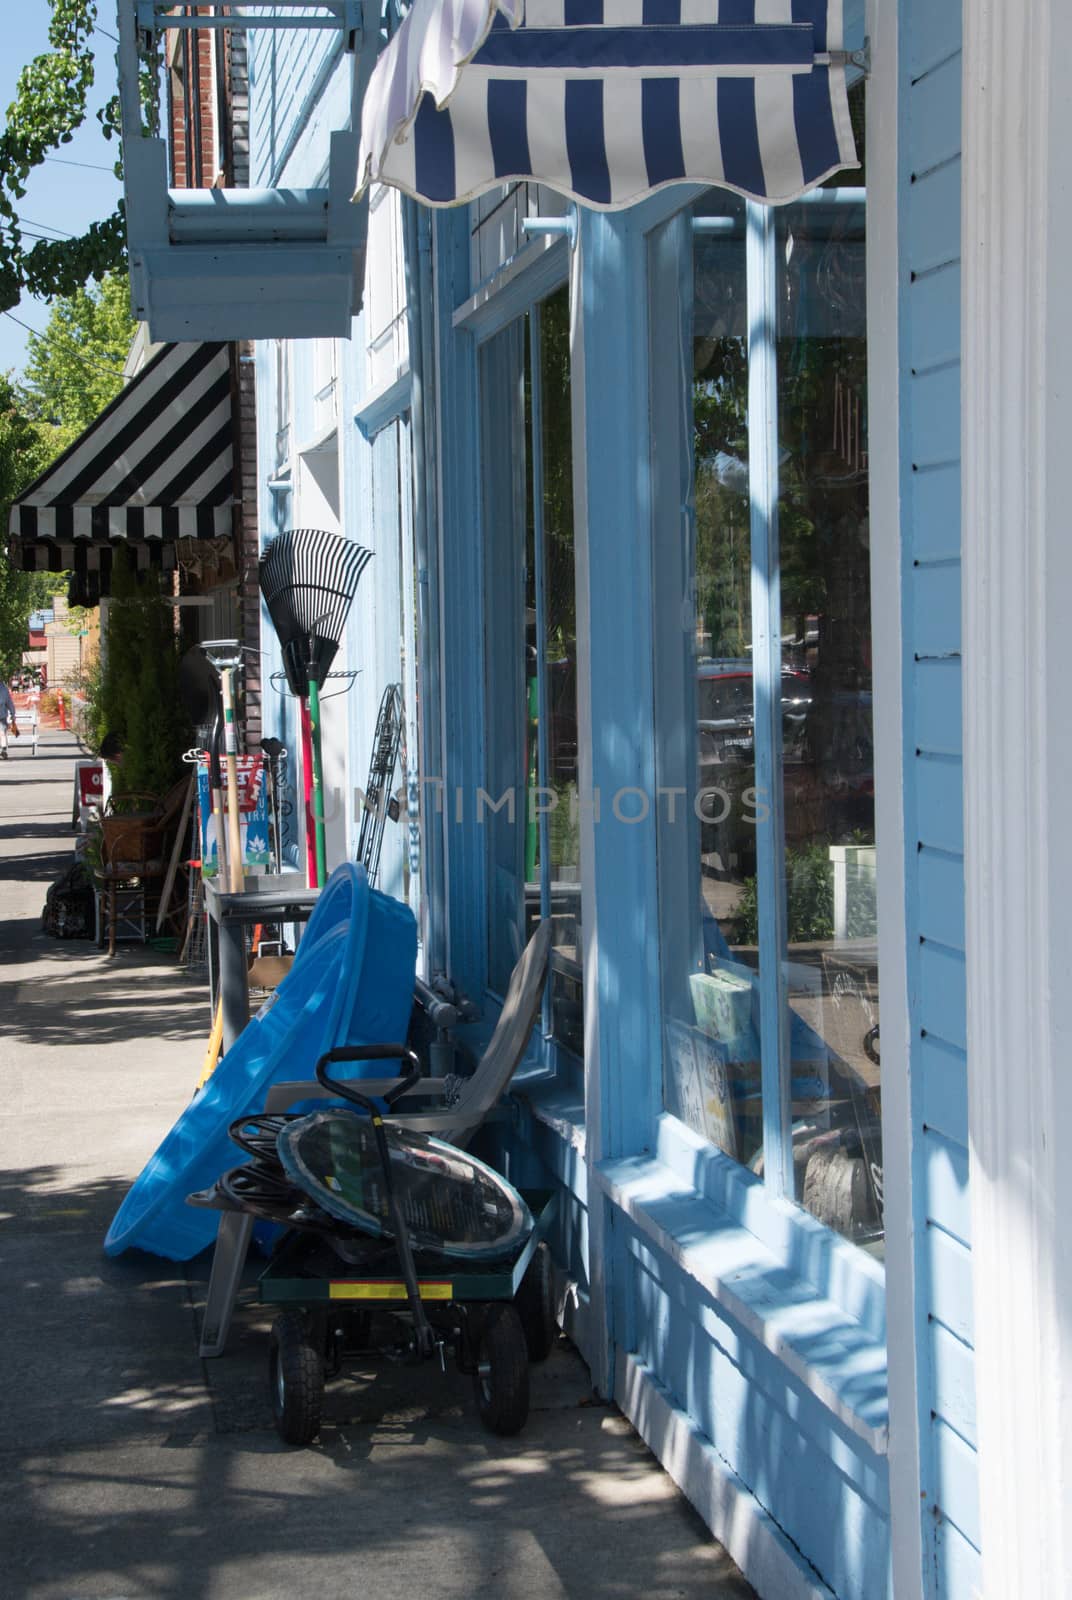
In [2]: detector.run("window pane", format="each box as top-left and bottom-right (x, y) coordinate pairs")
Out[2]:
(661, 194), (766, 1166)
(481, 318), (530, 993)
(775, 189), (883, 1255)
(537, 287), (583, 1055)
(480, 291), (582, 1055)
(658, 136), (881, 1257)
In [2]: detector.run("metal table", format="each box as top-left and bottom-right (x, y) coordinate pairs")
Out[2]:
(204, 876), (320, 1051)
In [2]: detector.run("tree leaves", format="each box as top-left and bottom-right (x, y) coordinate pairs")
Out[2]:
(0, 1), (126, 311)
(20, 271), (134, 432)
(0, 373), (65, 676)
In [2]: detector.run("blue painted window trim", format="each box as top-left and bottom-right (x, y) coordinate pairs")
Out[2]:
(745, 198), (795, 1200)
(454, 233), (569, 345)
(354, 370), (413, 440)
(431, 205), (489, 1000)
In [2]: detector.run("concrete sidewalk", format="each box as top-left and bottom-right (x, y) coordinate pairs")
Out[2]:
(0, 732), (756, 1600)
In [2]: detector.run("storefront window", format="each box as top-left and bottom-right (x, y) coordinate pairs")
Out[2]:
(480, 286), (582, 1054)
(774, 193), (880, 1251)
(357, 416), (422, 923)
(656, 101), (881, 1254)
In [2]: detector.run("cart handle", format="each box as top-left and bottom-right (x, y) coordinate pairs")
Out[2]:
(314, 1044), (423, 1110)
(315, 1042), (436, 1358)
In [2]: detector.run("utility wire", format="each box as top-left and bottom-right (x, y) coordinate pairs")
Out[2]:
(14, 217), (76, 239)
(1, 310), (129, 383)
(42, 156), (117, 174)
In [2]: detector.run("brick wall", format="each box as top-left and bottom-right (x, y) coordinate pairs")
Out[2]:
(168, 9), (219, 188)
(167, 10), (261, 748)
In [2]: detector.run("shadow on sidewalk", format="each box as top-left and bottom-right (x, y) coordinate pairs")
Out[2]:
(4, 963), (205, 1046)
(0, 849), (74, 886)
(1, 1159), (751, 1600)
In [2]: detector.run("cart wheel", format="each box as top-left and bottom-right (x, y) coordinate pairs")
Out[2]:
(514, 1242), (556, 1363)
(474, 1303), (530, 1436)
(269, 1312), (324, 1446)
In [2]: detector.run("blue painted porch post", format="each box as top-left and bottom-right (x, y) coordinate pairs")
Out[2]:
(403, 198), (447, 972)
(571, 208), (663, 1393)
(432, 207), (488, 1000)
(746, 200), (793, 1199)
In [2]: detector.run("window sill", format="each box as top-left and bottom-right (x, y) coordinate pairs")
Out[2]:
(595, 1151), (889, 1457)
(354, 369), (412, 440)
(517, 1072), (586, 1153)
(295, 417), (338, 457)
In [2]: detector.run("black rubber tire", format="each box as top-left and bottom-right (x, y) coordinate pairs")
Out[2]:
(514, 1242), (556, 1363)
(269, 1312), (324, 1446)
(474, 1303), (530, 1436)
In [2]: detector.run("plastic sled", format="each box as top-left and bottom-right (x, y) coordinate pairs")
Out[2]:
(103, 864), (417, 1260)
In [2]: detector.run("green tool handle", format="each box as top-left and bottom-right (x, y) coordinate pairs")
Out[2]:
(307, 675), (328, 887)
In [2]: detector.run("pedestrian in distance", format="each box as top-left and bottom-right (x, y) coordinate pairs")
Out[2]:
(0, 678), (18, 760)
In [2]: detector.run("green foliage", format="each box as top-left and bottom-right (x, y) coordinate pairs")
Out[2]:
(98, 547), (192, 796)
(0, 374), (50, 506)
(0, 373), (66, 676)
(0, 555), (54, 678)
(736, 844), (835, 946)
(18, 207), (127, 309)
(20, 272), (133, 432)
(538, 286), (576, 665)
(0, 1), (127, 311)
(73, 643), (104, 747)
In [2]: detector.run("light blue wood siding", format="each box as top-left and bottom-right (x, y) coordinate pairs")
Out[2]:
(249, 22), (419, 896)
(249, 25), (342, 186)
(623, 1221), (890, 1600)
(901, 2), (979, 1591)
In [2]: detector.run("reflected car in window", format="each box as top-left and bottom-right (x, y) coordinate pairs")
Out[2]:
(697, 659), (812, 766)
(696, 660), (811, 877)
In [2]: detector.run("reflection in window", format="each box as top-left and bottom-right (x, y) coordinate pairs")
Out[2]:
(774, 193), (881, 1253)
(673, 196), (766, 1167)
(480, 287), (582, 1054)
(660, 118), (882, 1256)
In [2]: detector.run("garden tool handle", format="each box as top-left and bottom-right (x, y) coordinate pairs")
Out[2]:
(314, 1044), (422, 1110)
(315, 1042), (434, 1360)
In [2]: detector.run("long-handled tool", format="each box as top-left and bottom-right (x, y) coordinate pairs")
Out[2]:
(299, 700), (317, 885)
(203, 641), (245, 896)
(199, 643), (248, 1090)
(258, 529), (372, 887)
(357, 682), (405, 886)
(260, 737), (287, 874)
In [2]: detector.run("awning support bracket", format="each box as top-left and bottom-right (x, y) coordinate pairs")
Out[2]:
(818, 40), (871, 78)
(521, 209), (579, 250)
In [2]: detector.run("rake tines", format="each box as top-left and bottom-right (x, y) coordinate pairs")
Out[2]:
(259, 527), (372, 696)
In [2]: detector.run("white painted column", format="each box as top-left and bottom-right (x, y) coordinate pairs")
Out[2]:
(962, 2), (1072, 1593)
(864, 4), (923, 1596)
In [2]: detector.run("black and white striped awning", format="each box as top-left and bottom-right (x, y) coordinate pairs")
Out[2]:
(357, 0), (858, 210)
(10, 341), (234, 567)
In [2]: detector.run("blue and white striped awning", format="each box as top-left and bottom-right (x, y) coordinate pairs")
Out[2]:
(357, 0), (858, 210)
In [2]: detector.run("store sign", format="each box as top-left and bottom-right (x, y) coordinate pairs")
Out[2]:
(76, 762), (104, 809)
(72, 760), (104, 832)
(195, 754), (271, 877)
